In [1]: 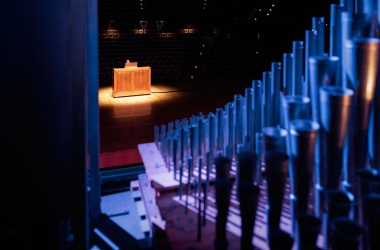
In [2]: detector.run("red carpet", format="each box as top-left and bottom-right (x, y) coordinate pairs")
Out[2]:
(99, 149), (142, 169)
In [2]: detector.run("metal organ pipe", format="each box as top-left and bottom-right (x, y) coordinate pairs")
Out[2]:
(150, 1), (380, 249)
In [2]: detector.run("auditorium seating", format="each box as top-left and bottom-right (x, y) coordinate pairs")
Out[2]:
(97, 0), (285, 86)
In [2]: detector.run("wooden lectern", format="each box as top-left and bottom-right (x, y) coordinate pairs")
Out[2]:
(112, 62), (151, 97)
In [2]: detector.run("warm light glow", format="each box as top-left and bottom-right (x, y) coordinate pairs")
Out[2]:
(99, 84), (187, 118)
(267, 13), (269, 16)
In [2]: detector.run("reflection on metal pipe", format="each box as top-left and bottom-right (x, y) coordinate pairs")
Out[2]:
(309, 55), (340, 122)
(319, 86), (353, 189)
(316, 86), (354, 218)
(289, 119), (320, 233)
(342, 38), (380, 198)
(281, 95), (311, 158)
(340, 12), (378, 89)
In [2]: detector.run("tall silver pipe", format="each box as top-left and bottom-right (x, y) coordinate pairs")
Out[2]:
(172, 137), (178, 180)
(356, 0), (380, 14)
(183, 124), (190, 166)
(312, 17), (325, 56)
(262, 127), (287, 155)
(167, 122), (174, 168)
(309, 55), (340, 123)
(190, 124), (199, 176)
(289, 119), (320, 234)
(214, 156), (233, 250)
(341, 0), (356, 13)
(305, 30), (318, 100)
(253, 80), (263, 182)
(198, 117), (206, 161)
(252, 80), (263, 139)
(223, 103), (230, 156)
(342, 38), (380, 198)
(245, 87), (254, 147)
(196, 155), (203, 204)
(208, 112), (217, 160)
(283, 53), (294, 96)
(234, 94), (244, 157)
(236, 150), (260, 250)
(160, 124), (166, 157)
(262, 126), (288, 241)
(241, 99), (248, 147)
(281, 95), (311, 163)
(315, 86), (354, 218)
(341, 11), (379, 88)
(271, 62), (282, 127)
(216, 108), (224, 152)
(372, 68), (380, 171)
(177, 126), (184, 198)
(292, 41), (305, 96)
(227, 103), (234, 159)
(281, 95), (311, 131)
(154, 125), (159, 147)
(330, 4), (344, 61)
(320, 86), (354, 189)
(263, 71), (272, 127)
(185, 156), (193, 213)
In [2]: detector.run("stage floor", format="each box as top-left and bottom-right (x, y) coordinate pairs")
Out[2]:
(99, 78), (254, 168)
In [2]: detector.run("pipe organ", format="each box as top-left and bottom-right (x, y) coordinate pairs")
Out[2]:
(146, 1), (380, 249)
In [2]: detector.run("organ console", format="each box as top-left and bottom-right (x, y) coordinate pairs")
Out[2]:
(139, 1), (380, 249)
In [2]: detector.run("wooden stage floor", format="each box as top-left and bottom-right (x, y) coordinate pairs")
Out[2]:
(99, 77), (254, 168)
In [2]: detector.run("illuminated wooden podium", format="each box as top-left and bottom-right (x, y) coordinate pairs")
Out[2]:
(112, 64), (151, 97)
